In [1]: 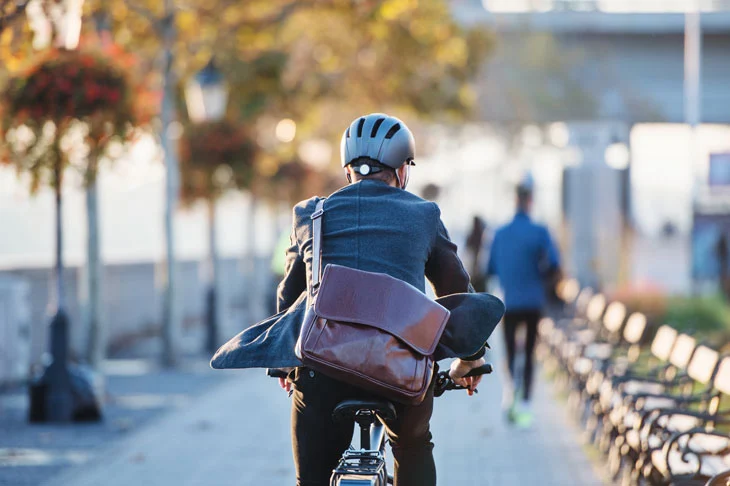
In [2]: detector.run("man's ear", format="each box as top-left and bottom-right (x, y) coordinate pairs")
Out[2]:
(344, 168), (352, 183)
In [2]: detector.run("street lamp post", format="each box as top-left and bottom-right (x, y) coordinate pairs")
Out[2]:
(185, 59), (229, 124)
(184, 59), (229, 354)
(26, 0), (102, 423)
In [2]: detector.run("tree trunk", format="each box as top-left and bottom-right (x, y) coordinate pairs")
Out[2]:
(54, 172), (65, 314)
(245, 195), (259, 323)
(205, 200), (219, 353)
(85, 177), (104, 367)
(160, 3), (180, 367)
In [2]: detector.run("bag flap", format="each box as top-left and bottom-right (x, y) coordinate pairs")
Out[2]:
(314, 264), (450, 355)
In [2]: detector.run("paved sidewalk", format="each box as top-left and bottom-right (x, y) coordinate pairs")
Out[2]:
(39, 353), (603, 486)
(0, 359), (228, 486)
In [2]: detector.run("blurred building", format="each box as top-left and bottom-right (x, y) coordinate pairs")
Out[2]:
(434, 1), (730, 293)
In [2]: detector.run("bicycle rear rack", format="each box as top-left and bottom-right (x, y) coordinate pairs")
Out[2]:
(330, 450), (388, 486)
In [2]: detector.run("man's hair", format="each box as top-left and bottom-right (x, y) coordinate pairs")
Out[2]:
(517, 186), (532, 209)
(348, 157), (397, 184)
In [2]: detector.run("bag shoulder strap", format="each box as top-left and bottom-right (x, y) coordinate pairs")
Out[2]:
(310, 198), (326, 292)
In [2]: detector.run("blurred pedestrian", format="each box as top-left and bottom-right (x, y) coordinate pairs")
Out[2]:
(465, 215), (488, 292)
(487, 174), (561, 428)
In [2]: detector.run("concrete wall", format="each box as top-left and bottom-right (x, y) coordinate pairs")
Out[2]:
(0, 276), (31, 385)
(1, 256), (273, 377)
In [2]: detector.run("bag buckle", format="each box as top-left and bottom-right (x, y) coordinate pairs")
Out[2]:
(311, 209), (324, 219)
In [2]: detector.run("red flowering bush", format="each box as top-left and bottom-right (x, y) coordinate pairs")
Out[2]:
(179, 119), (259, 204)
(2, 48), (139, 135)
(0, 47), (149, 188)
(254, 156), (340, 206)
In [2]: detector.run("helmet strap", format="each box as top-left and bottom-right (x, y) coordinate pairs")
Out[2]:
(395, 165), (410, 190)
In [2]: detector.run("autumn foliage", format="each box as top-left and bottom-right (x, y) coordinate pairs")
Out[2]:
(2, 47), (142, 132)
(178, 119), (259, 204)
(0, 43), (155, 190)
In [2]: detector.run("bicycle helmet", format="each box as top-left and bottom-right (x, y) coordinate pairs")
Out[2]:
(340, 113), (416, 170)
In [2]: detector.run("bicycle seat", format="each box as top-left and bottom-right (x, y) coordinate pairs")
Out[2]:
(332, 399), (397, 422)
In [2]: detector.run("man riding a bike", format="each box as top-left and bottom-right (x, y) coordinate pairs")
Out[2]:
(278, 114), (499, 486)
(211, 113), (504, 486)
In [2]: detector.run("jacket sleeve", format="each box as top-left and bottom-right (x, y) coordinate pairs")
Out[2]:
(540, 226), (561, 271)
(276, 229), (307, 313)
(425, 205), (487, 361)
(425, 206), (473, 298)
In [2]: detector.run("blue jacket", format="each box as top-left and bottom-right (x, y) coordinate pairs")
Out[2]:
(487, 212), (560, 311)
(211, 180), (505, 370)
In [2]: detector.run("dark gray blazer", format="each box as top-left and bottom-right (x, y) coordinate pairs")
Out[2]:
(211, 180), (504, 370)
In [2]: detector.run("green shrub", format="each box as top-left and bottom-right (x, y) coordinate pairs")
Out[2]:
(664, 295), (730, 334)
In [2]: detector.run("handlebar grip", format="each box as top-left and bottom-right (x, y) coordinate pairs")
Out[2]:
(464, 363), (493, 378)
(266, 368), (289, 379)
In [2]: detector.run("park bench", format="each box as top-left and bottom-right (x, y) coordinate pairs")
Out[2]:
(616, 344), (721, 484)
(564, 301), (630, 415)
(537, 287), (596, 382)
(575, 311), (649, 438)
(587, 330), (695, 480)
(706, 468), (730, 485)
(596, 325), (681, 427)
(605, 333), (698, 435)
(545, 293), (608, 391)
(554, 277), (582, 318)
(638, 355), (730, 485)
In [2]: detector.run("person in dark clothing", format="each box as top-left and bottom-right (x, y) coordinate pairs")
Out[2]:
(465, 215), (488, 292)
(487, 175), (560, 428)
(274, 114), (496, 486)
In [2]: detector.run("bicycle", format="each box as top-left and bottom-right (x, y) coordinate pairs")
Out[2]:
(268, 363), (493, 485)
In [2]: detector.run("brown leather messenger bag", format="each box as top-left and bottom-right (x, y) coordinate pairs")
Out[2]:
(295, 199), (451, 405)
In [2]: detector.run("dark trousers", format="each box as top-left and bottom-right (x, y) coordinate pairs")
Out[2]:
(290, 367), (436, 486)
(502, 309), (541, 402)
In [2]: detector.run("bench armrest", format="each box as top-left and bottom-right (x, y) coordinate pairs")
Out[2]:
(661, 427), (730, 481)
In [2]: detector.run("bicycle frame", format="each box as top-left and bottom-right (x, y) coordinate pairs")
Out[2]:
(267, 363), (493, 486)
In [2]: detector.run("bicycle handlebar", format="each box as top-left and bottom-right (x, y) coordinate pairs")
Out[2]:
(266, 362), (494, 398)
(433, 363), (493, 397)
(463, 363), (494, 378)
(266, 368), (289, 379)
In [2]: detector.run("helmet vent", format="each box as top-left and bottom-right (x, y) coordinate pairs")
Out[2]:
(346, 127), (351, 138)
(356, 118), (365, 137)
(384, 123), (401, 139)
(371, 118), (385, 137)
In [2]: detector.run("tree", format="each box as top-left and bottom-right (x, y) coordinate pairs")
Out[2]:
(95, 0), (493, 166)
(82, 0), (315, 364)
(178, 119), (257, 352)
(81, 0), (494, 357)
(0, 46), (142, 420)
